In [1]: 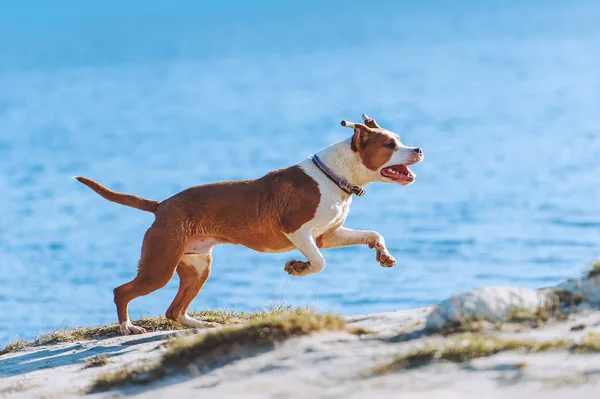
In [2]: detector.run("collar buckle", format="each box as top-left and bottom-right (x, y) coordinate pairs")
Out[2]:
(311, 155), (366, 198)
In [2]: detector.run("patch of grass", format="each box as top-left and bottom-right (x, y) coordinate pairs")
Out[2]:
(572, 333), (600, 353)
(552, 289), (583, 308)
(189, 305), (307, 324)
(164, 312), (346, 366)
(588, 261), (600, 279)
(348, 327), (374, 336)
(373, 333), (572, 373)
(92, 363), (157, 392)
(506, 308), (551, 325)
(90, 312), (348, 392)
(438, 318), (488, 336)
(0, 339), (28, 355)
(542, 374), (588, 388)
(32, 315), (181, 346)
(84, 354), (110, 368)
(506, 297), (570, 328)
(513, 362), (528, 370)
(4, 305), (305, 352)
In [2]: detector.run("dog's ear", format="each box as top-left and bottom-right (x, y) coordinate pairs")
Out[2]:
(361, 113), (380, 129)
(341, 120), (372, 152)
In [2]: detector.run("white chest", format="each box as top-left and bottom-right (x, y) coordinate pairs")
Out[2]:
(310, 196), (352, 237)
(298, 164), (353, 237)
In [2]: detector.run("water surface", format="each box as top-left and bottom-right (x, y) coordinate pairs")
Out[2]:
(1, 0), (600, 344)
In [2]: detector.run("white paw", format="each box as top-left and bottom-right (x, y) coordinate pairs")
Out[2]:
(377, 249), (396, 267)
(119, 321), (147, 335)
(177, 314), (221, 329)
(284, 260), (313, 276)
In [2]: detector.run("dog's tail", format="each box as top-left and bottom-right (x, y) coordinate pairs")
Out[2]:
(74, 176), (160, 213)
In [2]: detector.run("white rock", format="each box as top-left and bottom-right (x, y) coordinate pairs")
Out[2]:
(425, 286), (550, 331)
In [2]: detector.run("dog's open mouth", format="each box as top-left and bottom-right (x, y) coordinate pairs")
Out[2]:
(381, 165), (415, 183)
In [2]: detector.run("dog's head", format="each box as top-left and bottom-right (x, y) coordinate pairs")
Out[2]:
(341, 114), (423, 186)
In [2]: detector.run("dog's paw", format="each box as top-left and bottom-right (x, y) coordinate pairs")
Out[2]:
(177, 314), (221, 329)
(377, 250), (396, 268)
(284, 260), (312, 276)
(119, 321), (147, 335)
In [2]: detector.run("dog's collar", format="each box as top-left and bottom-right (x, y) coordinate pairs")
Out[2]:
(311, 155), (366, 197)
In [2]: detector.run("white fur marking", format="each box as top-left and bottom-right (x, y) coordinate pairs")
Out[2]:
(119, 321), (131, 335)
(181, 254), (211, 274)
(176, 313), (220, 329)
(284, 229), (326, 275)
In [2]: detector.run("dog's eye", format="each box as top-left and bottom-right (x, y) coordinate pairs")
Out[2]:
(384, 142), (397, 150)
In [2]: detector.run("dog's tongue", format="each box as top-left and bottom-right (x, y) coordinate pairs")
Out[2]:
(381, 165), (414, 182)
(395, 165), (410, 174)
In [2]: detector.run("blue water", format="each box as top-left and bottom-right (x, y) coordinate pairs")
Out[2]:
(1, 0), (600, 345)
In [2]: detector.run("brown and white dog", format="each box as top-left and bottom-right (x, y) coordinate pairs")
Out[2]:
(75, 114), (423, 335)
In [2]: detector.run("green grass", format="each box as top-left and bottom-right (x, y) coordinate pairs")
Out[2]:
(0, 305), (305, 355)
(90, 311), (350, 392)
(373, 333), (572, 373)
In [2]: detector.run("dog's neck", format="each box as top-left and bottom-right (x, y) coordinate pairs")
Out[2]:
(313, 138), (376, 188)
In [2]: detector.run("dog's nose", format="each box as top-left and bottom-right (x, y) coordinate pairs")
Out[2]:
(413, 148), (423, 155)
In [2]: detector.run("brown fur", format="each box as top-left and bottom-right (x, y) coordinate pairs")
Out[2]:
(77, 115), (419, 334)
(75, 177), (159, 212)
(350, 124), (397, 171)
(165, 256), (211, 321)
(76, 166), (320, 329)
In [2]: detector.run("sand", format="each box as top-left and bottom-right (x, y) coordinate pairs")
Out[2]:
(2, 275), (600, 399)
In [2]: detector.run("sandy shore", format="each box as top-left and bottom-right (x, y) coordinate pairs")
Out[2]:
(2, 275), (600, 399)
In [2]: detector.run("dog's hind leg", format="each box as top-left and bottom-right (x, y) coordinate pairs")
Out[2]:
(113, 221), (185, 335)
(165, 254), (220, 329)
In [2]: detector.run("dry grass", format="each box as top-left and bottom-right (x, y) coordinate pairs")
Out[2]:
(438, 318), (489, 336)
(505, 292), (573, 329)
(0, 339), (28, 356)
(506, 308), (552, 326)
(348, 327), (374, 336)
(373, 333), (572, 373)
(84, 354), (111, 368)
(34, 316), (181, 346)
(0, 306), (303, 355)
(571, 333), (600, 354)
(551, 289), (583, 308)
(588, 261), (600, 279)
(91, 363), (157, 392)
(90, 311), (348, 392)
(163, 312), (346, 367)
(513, 361), (528, 370)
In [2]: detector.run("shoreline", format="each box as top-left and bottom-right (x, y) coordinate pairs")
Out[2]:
(2, 272), (600, 398)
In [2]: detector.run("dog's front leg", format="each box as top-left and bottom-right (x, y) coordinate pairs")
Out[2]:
(284, 229), (326, 276)
(316, 227), (396, 267)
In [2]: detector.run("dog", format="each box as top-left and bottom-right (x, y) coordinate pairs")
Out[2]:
(75, 114), (424, 335)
